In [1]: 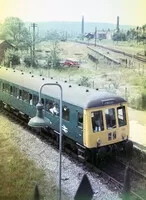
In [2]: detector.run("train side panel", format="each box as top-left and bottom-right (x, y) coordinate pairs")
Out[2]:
(0, 79), (84, 145)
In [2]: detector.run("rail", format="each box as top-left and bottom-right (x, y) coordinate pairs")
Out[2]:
(87, 46), (121, 64)
(76, 40), (146, 63)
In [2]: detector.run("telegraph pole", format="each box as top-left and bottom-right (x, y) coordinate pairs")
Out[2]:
(18, 23), (21, 45)
(18, 22), (22, 65)
(95, 27), (97, 47)
(31, 23), (37, 67)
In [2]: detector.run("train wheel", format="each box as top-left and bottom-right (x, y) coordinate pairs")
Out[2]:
(96, 147), (107, 166)
(91, 148), (97, 165)
(125, 140), (133, 160)
(85, 149), (92, 162)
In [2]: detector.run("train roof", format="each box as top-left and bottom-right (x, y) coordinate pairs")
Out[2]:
(0, 67), (127, 108)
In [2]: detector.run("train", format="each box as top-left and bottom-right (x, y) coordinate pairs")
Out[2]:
(0, 66), (133, 164)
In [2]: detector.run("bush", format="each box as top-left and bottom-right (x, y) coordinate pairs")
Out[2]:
(141, 90), (146, 110)
(79, 76), (91, 87)
(112, 31), (127, 41)
(4, 49), (20, 66)
(142, 80), (146, 89)
(129, 91), (146, 110)
(23, 55), (32, 67)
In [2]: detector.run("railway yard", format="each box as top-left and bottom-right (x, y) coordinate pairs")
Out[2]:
(34, 41), (146, 110)
(1, 41), (146, 199)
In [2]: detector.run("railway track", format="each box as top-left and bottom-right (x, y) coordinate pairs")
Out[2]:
(99, 159), (146, 200)
(1, 107), (146, 200)
(76, 40), (146, 63)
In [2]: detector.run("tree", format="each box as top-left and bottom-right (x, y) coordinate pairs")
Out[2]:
(4, 49), (20, 66)
(79, 76), (91, 87)
(112, 31), (127, 42)
(0, 17), (31, 50)
(47, 40), (61, 68)
(126, 28), (137, 41)
(45, 30), (61, 41)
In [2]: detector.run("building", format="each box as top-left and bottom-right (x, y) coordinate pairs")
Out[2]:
(96, 30), (112, 40)
(84, 30), (112, 40)
(0, 40), (15, 64)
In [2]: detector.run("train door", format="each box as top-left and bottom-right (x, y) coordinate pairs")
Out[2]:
(104, 107), (117, 142)
(75, 111), (84, 145)
(104, 105), (129, 143)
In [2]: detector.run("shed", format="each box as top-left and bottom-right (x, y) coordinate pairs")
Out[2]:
(0, 40), (15, 64)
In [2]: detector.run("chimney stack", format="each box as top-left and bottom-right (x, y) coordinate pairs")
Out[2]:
(81, 16), (84, 40)
(116, 16), (120, 32)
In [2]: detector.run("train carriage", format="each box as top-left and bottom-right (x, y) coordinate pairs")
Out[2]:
(0, 67), (133, 163)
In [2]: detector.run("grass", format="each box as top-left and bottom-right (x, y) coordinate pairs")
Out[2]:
(0, 114), (70, 200)
(0, 114), (46, 200)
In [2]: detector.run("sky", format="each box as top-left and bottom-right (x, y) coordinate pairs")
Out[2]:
(0, 0), (146, 26)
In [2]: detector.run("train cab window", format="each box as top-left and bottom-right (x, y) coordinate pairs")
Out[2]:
(78, 112), (83, 127)
(105, 108), (116, 129)
(117, 106), (127, 127)
(62, 106), (69, 121)
(33, 95), (39, 106)
(91, 111), (104, 132)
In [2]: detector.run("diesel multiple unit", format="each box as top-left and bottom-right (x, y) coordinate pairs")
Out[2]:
(0, 67), (133, 163)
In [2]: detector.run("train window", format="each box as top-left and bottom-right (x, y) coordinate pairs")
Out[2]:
(7, 83), (9, 93)
(13, 86), (18, 97)
(105, 108), (116, 129)
(41, 98), (44, 105)
(46, 99), (59, 115)
(33, 95), (39, 106)
(62, 106), (69, 121)
(46, 99), (53, 112)
(0, 82), (2, 91)
(0, 82), (1, 91)
(29, 94), (33, 105)
(2, 83), (4, 91)
(117, 106), (127, 127)
(18, 90), (22, 100)
(22, 90), (29, 102)
(78, 112), (83, 127)
(4, 83), (9, 93)
(91, 111), (104, 132)
(10, 86), (13, 95)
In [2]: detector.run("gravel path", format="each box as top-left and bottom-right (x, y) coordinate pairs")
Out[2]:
(12, 123), (121, 200)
